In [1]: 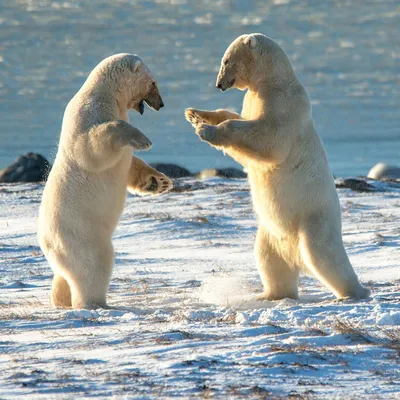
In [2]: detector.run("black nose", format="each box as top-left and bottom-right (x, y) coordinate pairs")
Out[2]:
(216, 83), (222, 89)
(160, 101), (164, 108)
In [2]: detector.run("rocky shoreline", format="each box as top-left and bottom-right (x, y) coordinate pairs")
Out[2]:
(0, 153), (399, 193)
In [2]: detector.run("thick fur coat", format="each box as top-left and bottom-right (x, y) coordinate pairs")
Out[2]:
(38, 54), (172, 309)
(186, 34), (369, 300)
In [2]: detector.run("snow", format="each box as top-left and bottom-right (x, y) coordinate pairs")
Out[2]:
(0, 178), (399, 398)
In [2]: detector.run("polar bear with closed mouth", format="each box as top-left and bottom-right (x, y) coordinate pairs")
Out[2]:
(186, 34), (370, 300)
(38, 53), (172, 309)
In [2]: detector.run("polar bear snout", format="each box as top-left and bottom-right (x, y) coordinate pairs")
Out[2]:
(216, 66), (235, 91)
(149, 98), (164, 110)
(143, 87), (164, 112)
(217, 78), (235, 92)
(144, 98), (164, 111)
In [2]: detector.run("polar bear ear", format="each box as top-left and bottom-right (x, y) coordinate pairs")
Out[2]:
(244, 35), (257, 49)
(130, 60), (142, 73)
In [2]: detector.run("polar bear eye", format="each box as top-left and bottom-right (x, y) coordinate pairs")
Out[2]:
(223, 59), (229, 66)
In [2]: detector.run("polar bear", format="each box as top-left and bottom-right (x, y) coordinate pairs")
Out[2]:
(38, 54), (172, 309)
(185, 34), (370, 300)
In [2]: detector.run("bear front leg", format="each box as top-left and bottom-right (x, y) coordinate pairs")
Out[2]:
(127, 156), (172, 195)
(195, 119), (289, 164)
(76, 121), (153, 173)
(185, 108), (241, 127)
(192, 123), (253, 167)
(101, 120), (152, 151)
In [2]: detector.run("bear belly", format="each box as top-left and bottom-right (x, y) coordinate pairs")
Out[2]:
(248, 168), (301, 239)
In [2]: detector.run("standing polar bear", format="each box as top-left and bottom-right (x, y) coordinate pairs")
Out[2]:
(38, 54), (172, 309)
(186, 34), (370, 300)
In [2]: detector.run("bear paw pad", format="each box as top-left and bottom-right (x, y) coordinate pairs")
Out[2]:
(185, 108), (204, 127)
(143, 174), (173, 195)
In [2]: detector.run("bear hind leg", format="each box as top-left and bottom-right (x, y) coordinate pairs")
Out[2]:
(51, 274), (72, 308)
(69, 278), (109, 310)
(255, 226), (299, 300)
(67, 245), (114, 310)
(299, 220), (370, 299)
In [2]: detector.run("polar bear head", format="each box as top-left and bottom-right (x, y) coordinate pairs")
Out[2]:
(216, 34), (294, 91)
(88, 53), (164, 115)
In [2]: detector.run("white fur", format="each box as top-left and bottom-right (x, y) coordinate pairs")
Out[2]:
(38, 54), (172, 309)
(244, 35), (257, 49)
(368, 162), (400, 181)
(186, 34), (370, 300)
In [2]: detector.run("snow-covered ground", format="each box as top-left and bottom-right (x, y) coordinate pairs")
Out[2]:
(0, 178), (399, 399)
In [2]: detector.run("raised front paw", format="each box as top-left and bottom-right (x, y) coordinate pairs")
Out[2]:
(141, 172), (173, 195)
(185, 108), (205, 127)
(128, 133), (152, 151)
(195, 123), (219, 145)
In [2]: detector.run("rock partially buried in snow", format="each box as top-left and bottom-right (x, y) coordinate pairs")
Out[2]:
(367, 162), (400, 181)
(196, 167), (247, 179)
(149, 163), (192, 178)
(335, 178), (377, 192)
(0, 153), (51, 183)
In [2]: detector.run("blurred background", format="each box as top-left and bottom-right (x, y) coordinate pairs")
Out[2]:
(0, 0), (399, 176)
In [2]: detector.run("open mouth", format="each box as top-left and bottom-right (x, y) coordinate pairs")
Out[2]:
(218, 79), (235, 92)
(138, 100), (145, 115)
(227, 79), (235, 89)
(144, 99), (164, 111)
(138, 98), (163, 113)
(144, 99), (155, 111)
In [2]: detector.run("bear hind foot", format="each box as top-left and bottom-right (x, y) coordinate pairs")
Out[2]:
(257, 291), (299, 301)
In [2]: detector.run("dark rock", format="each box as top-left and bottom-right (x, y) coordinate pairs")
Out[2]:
(0, 153), (51, 183)
(335, 178), (376, 192)
(196, 167), (247, 179)
(150, 163), (192, 178)
(170, 181), (211, 193)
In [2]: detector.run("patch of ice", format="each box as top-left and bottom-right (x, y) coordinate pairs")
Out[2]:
(185, 309), (219, 322)
(197, 276), (258, 308)
(376, 311), (400, 326)
(235, 311), (249, 325)
(65, 309), (100, 319)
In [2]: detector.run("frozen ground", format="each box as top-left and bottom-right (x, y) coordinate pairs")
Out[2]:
(0, 178), (399, 399)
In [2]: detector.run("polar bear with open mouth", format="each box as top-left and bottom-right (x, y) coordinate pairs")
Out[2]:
(38, 54), (172, 309)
